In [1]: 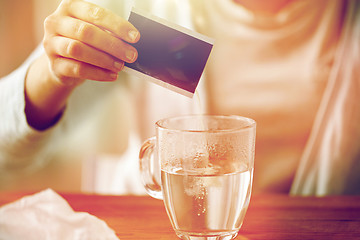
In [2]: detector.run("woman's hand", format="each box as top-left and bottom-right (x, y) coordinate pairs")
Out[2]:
(25, 0), (140, 130)
(43, 0), (140, 86)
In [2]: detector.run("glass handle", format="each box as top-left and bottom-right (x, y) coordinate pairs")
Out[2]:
(139, 137), (163, 200)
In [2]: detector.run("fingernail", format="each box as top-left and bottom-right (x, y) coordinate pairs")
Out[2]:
(114, 61), (123, 70)
(110, 72), (118, 80)
(126, 49), (136, 62)
(128, 30), (139, 41)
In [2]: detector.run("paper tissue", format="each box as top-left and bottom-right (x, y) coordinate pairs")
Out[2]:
(0, 189), (119, 240)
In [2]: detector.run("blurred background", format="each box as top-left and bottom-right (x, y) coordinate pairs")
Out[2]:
(0, 0), (60, 78)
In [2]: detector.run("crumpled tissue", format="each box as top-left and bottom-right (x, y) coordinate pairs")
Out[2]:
(0, 189), (119, 240)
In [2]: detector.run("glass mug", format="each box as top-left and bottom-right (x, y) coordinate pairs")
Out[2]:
(139, 115), (256, 240)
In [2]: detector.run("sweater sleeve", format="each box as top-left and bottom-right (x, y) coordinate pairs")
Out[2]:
(0, 45), (59, 173)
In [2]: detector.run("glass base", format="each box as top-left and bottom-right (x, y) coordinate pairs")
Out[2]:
(175, 230), (239, 240)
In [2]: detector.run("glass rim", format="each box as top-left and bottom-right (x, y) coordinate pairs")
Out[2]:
(155, 114), (256, 133)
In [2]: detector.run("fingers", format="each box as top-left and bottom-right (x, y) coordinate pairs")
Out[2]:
(45, 36), (121, 83)
(43, 0), (140, 84)
(51, 57), (119, 85)
(64, 0), (140, 43)
(53, 16), (138, 63)
(50, 35), (125, 73)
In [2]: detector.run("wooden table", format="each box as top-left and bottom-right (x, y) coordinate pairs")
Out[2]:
(1, 192), (360, 239)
